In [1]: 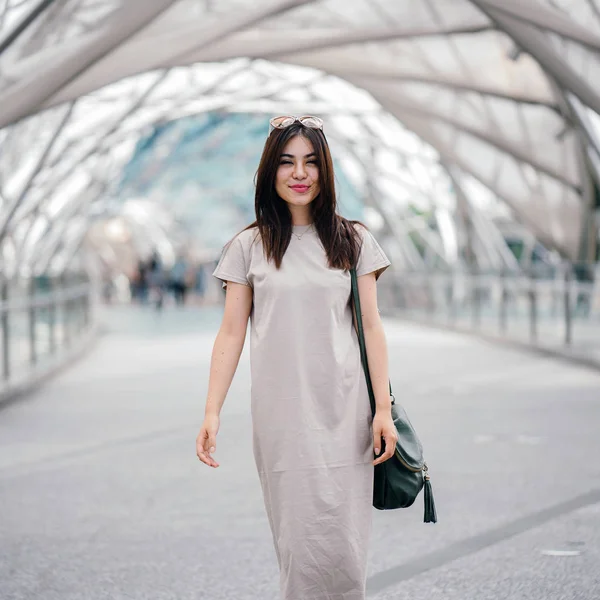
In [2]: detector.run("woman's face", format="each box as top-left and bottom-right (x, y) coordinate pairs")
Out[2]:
(275, 134), (320, 207)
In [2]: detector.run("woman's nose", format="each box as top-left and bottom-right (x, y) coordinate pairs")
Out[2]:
(293, 163), (307, 179)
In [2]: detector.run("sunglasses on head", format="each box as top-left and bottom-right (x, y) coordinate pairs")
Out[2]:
(269, 115), (324, 134)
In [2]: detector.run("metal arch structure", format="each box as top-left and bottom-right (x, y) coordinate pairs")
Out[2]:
(0, 58), (463, 277)
(0, 0), (599, 278)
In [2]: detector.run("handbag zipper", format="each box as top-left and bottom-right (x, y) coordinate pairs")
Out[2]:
(393, 449), (424, 472)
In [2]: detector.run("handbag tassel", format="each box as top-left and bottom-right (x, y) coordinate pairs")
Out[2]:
(423, 468), (437, 524)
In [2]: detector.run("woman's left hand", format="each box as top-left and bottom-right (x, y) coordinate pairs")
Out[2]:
(372, 411), (398, 466)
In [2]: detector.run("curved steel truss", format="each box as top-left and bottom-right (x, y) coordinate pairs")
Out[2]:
(1, 0), (599, 276)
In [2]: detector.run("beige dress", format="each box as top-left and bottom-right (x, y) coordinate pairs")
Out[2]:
(213, 223), (391, 600)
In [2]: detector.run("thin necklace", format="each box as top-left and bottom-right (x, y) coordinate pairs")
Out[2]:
(292, 224), (314, 240)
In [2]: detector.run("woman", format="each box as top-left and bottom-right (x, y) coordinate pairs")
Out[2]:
(196, 115), (398, 600)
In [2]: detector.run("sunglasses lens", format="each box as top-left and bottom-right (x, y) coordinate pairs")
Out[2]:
(299, 116), (323, 129)
(270, 116), (295, 129)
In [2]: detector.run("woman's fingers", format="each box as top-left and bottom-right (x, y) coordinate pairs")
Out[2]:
(203, 439), (219, 468)
(373, 433), (398, 466)
(197, 446), (219, 468)
(206, 435), (216, 455)
(197, 448), (209, 466)
(383, 433), (396, 460)
(373, 425), (382, 456)
(196, 429), (219, 468)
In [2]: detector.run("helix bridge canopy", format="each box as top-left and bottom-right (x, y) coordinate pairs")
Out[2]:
(1, 0), (599, 277)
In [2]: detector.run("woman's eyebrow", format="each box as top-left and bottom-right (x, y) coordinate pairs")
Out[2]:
(280, 153), (317, 158)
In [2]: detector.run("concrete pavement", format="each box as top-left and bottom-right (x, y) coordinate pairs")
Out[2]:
(0, 305), (599, 600)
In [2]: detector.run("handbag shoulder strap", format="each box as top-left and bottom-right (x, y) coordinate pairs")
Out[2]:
(350, 267), (393, 417)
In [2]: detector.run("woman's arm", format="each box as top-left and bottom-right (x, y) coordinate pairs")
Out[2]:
(356, 271), (397, 465)
(356, 271), (391, 413)
(197, 281), (252, 468)
(204, 281), (253, 417)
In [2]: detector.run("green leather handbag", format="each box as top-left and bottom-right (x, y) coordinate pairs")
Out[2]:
(350, 267), (437, 522)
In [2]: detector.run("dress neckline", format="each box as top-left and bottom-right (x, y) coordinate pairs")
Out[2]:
(291, 223), (315, 232)
(291, 224), (316, 240)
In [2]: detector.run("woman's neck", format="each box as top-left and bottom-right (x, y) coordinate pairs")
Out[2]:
(288, 206), (313, 227)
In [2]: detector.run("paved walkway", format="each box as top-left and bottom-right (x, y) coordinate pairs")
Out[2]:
(1, 305), (599, 600)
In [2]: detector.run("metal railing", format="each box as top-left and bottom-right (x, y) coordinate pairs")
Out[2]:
(0, 273), (95, 398)
(378, 264), (600, 366)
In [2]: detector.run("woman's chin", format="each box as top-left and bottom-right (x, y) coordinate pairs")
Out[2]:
(284, 196), (316, 206)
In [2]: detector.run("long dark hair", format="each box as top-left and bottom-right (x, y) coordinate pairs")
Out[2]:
(233, 122), (365, 270)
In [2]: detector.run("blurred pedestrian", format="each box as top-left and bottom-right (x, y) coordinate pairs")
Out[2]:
(147, 251), (165, 310)
(193, 264), (206, 304)
(133, 259), (149, 304)
(170, 255), (189, 306)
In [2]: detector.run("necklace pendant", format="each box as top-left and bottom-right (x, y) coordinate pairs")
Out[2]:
(293, 224), (313, 240)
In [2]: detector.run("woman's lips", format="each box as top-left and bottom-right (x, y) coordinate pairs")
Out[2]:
(290, 185), (310, 193)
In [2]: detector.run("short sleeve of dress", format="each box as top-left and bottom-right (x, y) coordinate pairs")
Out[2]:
(212, 233), (251, 290)
(355, 224), (391, 281)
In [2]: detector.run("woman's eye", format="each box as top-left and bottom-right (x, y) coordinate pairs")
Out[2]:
(307, 160), (318, 165)
(279, 160), (293, 165)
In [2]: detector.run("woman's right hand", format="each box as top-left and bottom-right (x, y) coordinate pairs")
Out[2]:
(196, 414), (220, 468)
